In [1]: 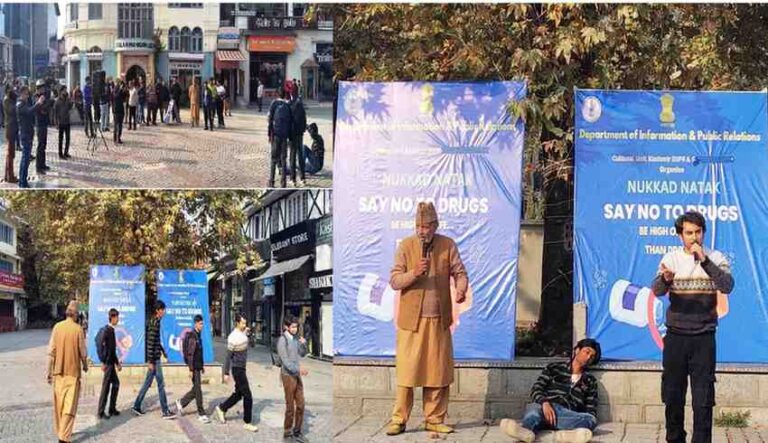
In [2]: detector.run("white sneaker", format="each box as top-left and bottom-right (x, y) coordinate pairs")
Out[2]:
(287, 180), (295, 187)
(499, 418), (535, 443)
(175, 399), (183, 417)
(214, 405), (226, 423)
(243, 423), (259, 432)
(554, 428), (593, 443)
(296, 179), (305, 188)
(198, 415), (211, 424)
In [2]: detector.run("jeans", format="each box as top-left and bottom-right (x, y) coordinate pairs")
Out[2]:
(58, 125), (70, 156)
(100, 103), (109, 130)
(128, 106), (137, 130)
(304, 146), (323, 174)
(180, 369), (205, 415)
(220, 367), (252, 423)
(35, 125), (47, 170)
(133, 360), (170, 414)
(521, 402), (597, 432)
(18, 136), (32, 188)
(270, 137), (288, 187)
(289, 134), (305, 181)
(138, 103), (145, 123)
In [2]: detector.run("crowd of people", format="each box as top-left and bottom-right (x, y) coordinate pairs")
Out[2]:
(47, 300), (311, 443)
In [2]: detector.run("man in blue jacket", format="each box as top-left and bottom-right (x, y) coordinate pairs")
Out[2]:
(83, 76), (94, 138)
(16, 86), (44, 188)
(268, 88), (292, 188)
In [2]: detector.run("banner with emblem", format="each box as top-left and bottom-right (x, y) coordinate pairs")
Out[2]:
(87, 265), (146, 364)
(333, 81), (526, 359)
(157, 270), (214, 364)
(574, 89), (768, 362)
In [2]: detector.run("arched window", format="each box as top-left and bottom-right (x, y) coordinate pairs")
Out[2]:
(180, 27), (191, 53)
(168, 27), (180, 52)
(192, 27), (203, 53)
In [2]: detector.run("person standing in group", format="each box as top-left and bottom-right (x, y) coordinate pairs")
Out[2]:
(214, 313), (258, 432)
(104, 79), (113, 132)
(34, 80), (52, 175)
(46, 300), (88, 443)
(16, 87), (44, 188)
(128, 81), (139, 131)
(188, 78), (200, 128)
(132, 300), (176, 419)
(175, 315), (210, 423)
(99, 83), (109, 132)
(289, 92), (307, 187)
(277, 316), (309, 443)
(96, 309), (122, 420)
(267, 87), (292, 188)
(215, 80), (225, 128)
(138, 79), (146, 125)
(223, 80), (232, 117)
(146, 79), (158, 126)
(256, 79), (264, 113)
(171, 78), (183, 124)
(204, 79), (216, 131)
(72, 84), (83, 124)
(54, 87), (73, 159)
(83, 76), (94, 138)
(386, 202), (469, 436)
(3, 86), (18, 183)
(112, 81), (127, 145)
(158, 79), (170, 124)
(651, 211), (734, 443)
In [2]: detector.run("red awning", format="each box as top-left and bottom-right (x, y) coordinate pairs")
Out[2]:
(216, 50), (246, 62)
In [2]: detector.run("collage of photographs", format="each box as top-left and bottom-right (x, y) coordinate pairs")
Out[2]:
(1, 2), (768, 443)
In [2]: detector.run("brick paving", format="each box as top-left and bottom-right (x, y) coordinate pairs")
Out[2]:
(0, 103), (332, 189)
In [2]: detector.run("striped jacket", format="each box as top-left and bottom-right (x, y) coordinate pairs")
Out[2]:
(145, 316), (166, 363)
(530, 362), (598, 418)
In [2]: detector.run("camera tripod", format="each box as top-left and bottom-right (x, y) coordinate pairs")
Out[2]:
(86, 123), (109, 155)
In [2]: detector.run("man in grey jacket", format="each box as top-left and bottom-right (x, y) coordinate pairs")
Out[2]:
(277, 316), (308, 442)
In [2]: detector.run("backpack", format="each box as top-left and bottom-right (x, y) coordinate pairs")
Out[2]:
(95, 325), (109, 363)
(272, 100), (292, 139)
(290, 99), (306, 135)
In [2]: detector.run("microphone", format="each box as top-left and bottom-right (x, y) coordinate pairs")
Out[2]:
(421, 239), (429, 259)
(692, 240), (701, 263)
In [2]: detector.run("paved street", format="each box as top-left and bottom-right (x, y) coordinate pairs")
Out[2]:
(0, 329), (332, 442)
(0, 103), (332, 189)
(334, 416), (768, 442)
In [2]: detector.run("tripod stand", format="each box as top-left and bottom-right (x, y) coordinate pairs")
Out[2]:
(86, 123), (109, 155)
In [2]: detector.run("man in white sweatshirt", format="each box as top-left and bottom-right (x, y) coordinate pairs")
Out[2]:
(213, 313), (258, 433)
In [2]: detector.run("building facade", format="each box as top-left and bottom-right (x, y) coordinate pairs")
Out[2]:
(3, 3), (56, 80)
(0, 205), (26, 332)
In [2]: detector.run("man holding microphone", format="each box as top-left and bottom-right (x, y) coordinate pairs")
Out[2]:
(386, 201), (468, 436)
(651, 210), (734, 443)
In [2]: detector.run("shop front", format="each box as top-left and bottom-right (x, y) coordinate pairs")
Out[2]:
(247, 35), (295, 103)
(115, 38), (156, 84)
(0, 270), (25, 333)
(168, 55), (204, 108)
(216, 27), (245, 106)
(311, 215), (333, 358)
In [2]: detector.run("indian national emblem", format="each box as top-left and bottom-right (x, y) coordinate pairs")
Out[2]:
(659, 93), (675, 124)
(420, 84), (435, 116)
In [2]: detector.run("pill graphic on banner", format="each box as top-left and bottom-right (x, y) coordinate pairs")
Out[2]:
(357, 273), (396, 322)
(609, 279), (664, 329)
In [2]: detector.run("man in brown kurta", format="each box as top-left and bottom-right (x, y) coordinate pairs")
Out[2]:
(46, 300), (88, 443)
(387, 202), (468, 436)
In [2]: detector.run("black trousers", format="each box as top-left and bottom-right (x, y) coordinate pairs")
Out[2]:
(58, 125), (70, 156)
(97, 364), (120, 415)
(270, 137), (288, 188)
(128, 106), (137, 129)
(289, 134), (305, 181)
(216, 99), (224, 126)
(205, 105), (215, 130)
(84, 106), (94, 137)
(180, 369), (205, 415)
(35, 125), (47, 170)
(113, 114), (124, 142)
(148, 104), (158, 125)
(220, 367), (253, 423)
(663, 331), (716, 443)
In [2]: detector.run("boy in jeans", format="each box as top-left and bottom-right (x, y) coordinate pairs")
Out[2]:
(277, 316), (308, 442)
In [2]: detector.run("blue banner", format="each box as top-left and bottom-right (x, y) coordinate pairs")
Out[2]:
(574, 89), (768, 362)
(87, 265), (146, 364)
(333, 81), (526, 359)
(157, 270), (214, 364)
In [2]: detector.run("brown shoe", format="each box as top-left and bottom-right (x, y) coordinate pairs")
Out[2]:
(425, 423), (454, 434)
(385, 422), (406, 436)
(5, 177), (18, 184)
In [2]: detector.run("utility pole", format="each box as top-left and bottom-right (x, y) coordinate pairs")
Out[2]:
(28, 4), (33, 82)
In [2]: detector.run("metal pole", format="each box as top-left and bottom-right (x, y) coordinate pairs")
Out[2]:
(29, 4), (33, 81)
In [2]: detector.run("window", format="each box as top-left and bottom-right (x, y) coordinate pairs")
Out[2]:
(180, 27), (191, 52)
(89, 60), (102, 76)
(191, 27), (203, 53)
(0, 223), (13, 245)
(0, 260), (12, 273)
(168, 26), (180, 51)
(69, 3), (78, 21)
(88, 3), (102, 20)
(118, 3), (153, 40)
(168, 3), (203, 8)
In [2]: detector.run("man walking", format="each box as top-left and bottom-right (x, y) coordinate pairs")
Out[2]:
(268, 88), (292, 188)
(289, 92), (307, 187)
(188, 78), (200, 128)
(651, 211), (734, 443)
(16, 87), (44, 188)
(176, 315), (210, 423)
(54, 88), (73, 159)
(386, 202), (468, 436)
(278, 316), (308, 442)
(96, 309), (122, 420)
(46, 300), (88, 443)
(132, 300), (176, 419)
(214, 313), (258, 432)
